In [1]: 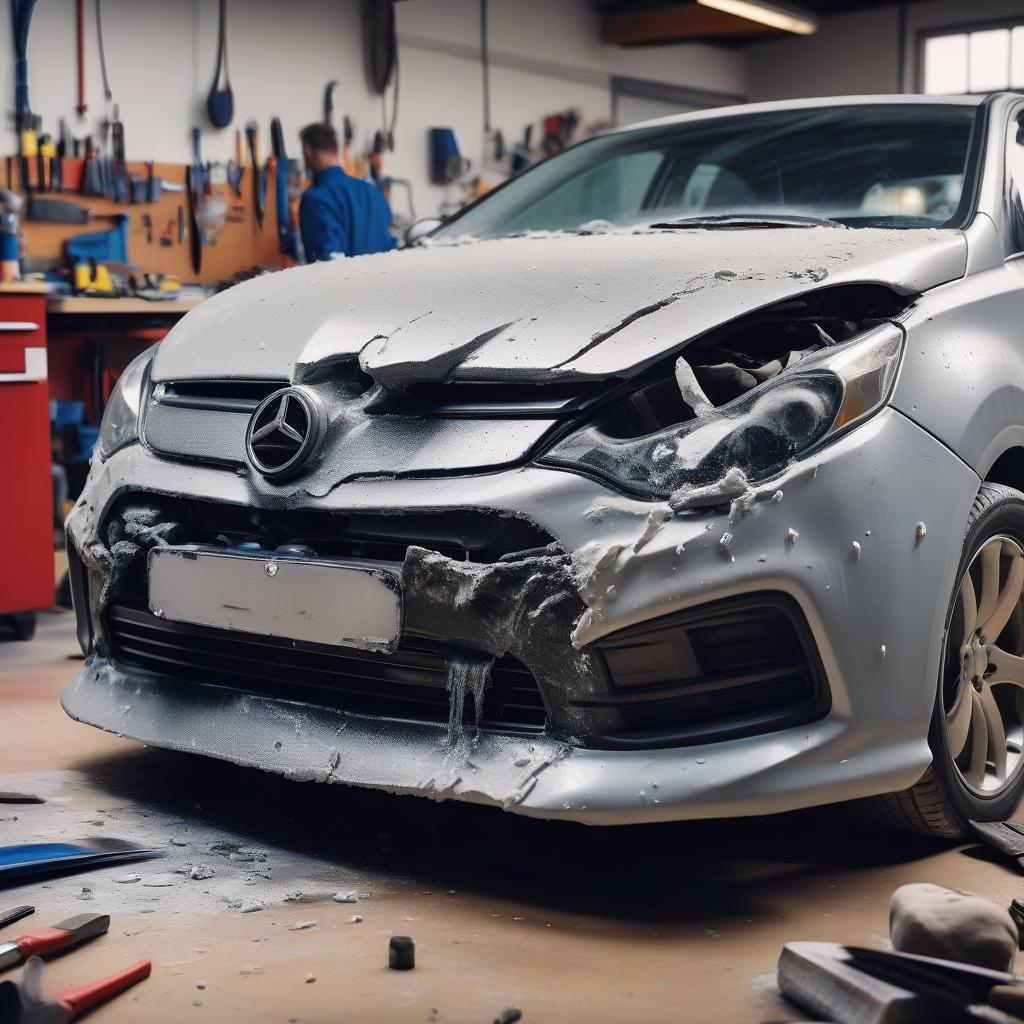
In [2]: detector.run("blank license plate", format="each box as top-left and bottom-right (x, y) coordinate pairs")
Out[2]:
(147, 547), (402, 653)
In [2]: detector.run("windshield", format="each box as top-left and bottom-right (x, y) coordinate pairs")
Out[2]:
(434, 104), (979, 239)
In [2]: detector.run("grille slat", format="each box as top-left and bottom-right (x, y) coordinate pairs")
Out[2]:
(107, 605), (546, 733)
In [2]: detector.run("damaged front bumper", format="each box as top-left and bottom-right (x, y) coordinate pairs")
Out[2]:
(63, 407), (978, 824)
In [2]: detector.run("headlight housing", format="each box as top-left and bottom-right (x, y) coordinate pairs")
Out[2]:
(97, 345), (157, 461)
(541, 323), (903, 499)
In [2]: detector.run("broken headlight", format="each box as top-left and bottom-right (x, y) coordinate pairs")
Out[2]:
(541, 323), (903, 499)
(97, 346), (157, 461)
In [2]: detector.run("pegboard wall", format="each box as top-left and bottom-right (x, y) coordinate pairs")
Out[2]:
(4, 157), (291, 285)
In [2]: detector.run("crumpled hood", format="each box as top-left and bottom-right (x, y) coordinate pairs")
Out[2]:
(153, 227), (966, 385)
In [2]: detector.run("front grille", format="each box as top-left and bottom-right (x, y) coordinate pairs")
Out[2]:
(106, 495), (558, 567)
(154, 379), (288, 412)
(584, 593), (829, 748)
(107, 604), (547, 734)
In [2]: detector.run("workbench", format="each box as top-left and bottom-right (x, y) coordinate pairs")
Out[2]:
(46, 296), (204, 315)
(41, 291), (207, 420)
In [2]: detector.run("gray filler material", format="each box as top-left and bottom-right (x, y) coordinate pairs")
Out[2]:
(148, 547), (402, 654)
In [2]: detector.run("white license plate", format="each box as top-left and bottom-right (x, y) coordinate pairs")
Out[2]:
(147, 547), (402, 653)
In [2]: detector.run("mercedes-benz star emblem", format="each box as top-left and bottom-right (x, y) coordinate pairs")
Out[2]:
(245, 388), (321, 479)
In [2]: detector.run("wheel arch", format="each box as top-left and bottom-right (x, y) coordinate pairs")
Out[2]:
(984, 446), (1024, 492)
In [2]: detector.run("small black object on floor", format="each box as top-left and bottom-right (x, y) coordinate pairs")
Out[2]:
(389, 935), (415, 970)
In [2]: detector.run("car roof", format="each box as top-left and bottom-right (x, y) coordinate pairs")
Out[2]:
(620, 93), (988, 134)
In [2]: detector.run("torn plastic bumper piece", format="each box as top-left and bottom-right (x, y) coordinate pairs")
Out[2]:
(61, 652), (931, 825)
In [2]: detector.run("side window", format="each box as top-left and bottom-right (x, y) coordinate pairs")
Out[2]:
(1006, 115), (1024, 254)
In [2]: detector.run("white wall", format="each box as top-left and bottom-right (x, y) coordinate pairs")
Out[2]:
(747, 0), (1024, 101)
(1, 0), (746, 220)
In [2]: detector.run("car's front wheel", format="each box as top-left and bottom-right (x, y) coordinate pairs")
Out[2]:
(862, 483), (1024, 836)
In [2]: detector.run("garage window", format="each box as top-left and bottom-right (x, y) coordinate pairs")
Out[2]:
(922, 24), (1024, 94)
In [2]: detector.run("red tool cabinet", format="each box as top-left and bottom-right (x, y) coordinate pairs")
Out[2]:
(0, 291), (53, 637)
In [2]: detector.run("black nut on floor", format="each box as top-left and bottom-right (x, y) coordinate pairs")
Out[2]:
(389, 935), (415, 970)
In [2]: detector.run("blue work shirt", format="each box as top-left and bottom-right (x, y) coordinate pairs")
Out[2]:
(299, 165), (396, 261)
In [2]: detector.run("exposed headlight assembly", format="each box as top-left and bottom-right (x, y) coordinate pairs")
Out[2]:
(541, 323), (904, 499)
(97, 345), (157, 461)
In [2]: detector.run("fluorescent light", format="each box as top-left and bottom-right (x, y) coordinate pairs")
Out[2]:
(697, 0), (819, 35)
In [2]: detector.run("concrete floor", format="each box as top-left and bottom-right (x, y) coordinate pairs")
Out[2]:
(2, 609), (1023, 1023)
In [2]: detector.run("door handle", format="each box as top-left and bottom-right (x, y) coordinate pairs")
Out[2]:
(0, 322), (41, 332)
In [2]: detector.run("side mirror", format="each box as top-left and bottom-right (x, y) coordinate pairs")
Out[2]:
(404, 217), (443, 247)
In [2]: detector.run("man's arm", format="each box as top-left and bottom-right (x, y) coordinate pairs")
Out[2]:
(300, 193), (349, 261)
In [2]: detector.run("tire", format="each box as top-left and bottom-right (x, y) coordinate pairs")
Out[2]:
(9, 611), (37, 642)
(860, 483), (1024, 836)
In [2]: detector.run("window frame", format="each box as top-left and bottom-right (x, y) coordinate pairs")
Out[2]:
(917, 17), (1024, 95)
(1002, 101), (1024, 259)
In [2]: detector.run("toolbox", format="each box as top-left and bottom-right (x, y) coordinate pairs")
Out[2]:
(0, 288), (53, 636)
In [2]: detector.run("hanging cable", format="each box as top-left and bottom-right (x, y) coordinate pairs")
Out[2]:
(480, 0), (491, 135)
(96, 0), (113, 102)
(12, 0), (39, 132)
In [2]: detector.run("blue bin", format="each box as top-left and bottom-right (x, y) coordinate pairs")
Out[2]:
(73, 426), (101, 461)
(51, 399), (86, 429)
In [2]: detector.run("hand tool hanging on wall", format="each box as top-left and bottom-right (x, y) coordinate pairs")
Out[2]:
(17, 121), (37, 198)
(75, 0), (87, 117)
(270, 117), (297, 258)
(96, 0), (113, 104)
(27, 198), (107, 224)
(0, 957), (152, 1023)
(187, 130), (204, 274)
(34, 137), (47, 192)
(342, 115), (359, 176)
(111, 105), (127, 203)
(246, 121), (265, 229)
(323, 80), (338, 127)
(206, 0), (234, 128)
(0, 914), (109, 970)
(228, 128), (245, 196)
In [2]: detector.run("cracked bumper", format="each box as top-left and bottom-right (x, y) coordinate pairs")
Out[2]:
(63, 407), (979, 823)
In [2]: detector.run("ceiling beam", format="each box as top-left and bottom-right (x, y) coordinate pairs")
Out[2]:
(602, 2), (781, 45)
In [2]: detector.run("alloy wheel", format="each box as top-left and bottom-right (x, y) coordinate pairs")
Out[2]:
(943, 535), (1024, 795)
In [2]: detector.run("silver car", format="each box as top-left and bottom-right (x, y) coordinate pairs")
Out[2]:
(64, 93), (1024, 836)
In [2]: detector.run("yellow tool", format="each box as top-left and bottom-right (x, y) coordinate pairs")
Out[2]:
(72, 260), (118, 296)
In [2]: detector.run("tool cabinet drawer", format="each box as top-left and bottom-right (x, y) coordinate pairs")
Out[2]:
(0, 294), (46, 349)
(0, 294), (46, 378)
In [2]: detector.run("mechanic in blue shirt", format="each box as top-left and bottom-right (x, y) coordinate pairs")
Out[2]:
(299, 123), (396, 261)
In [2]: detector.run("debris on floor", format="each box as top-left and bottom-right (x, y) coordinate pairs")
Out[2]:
(0, 771), (374, 917)
(779, 881), (1024, 1023)
(890, 882), (1017, 972)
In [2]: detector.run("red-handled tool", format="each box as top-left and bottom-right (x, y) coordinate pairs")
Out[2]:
(0, 914), (109, 971)
(0, 957), (150, 1022)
